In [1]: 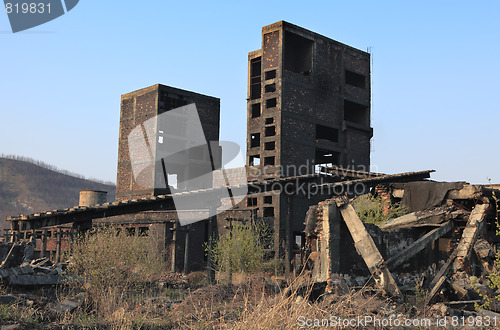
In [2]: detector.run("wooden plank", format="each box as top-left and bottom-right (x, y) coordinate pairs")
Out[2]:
(425, 276), (446, 305)
(386, 221), (453, 270)
(426, 249), (458, 305)
(335, 197), (401, 296)
(430, 249), (458, 289)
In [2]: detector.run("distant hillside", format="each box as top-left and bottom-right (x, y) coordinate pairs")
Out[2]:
(0, 156), (116, 230)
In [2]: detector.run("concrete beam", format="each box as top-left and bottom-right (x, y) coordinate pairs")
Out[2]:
(452, 203), (490, 272)
(386, 221), (453, 271)
(335, 196), (401, 296)
(380, 206), (453, 231)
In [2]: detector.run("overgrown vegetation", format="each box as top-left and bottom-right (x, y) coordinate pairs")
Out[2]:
(206, 220), (272, 274)
(352, 193), (407, 225)
(0, 303), (41, 326)
(64, 227), (168, 328)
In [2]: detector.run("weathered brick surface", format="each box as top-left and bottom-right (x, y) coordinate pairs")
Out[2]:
(243, 21), (373, 254)
(116, 84), (220, 201)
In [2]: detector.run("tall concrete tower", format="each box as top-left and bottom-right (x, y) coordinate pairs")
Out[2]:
(116, 84), (220, 201)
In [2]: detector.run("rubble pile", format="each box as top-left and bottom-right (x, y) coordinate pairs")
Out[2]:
(0, 241), (72, 287)
(303, 181), (500, 318)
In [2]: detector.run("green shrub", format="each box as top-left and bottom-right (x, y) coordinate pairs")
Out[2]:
(207, 220), (271, 274)
(352, 194), (407, 225)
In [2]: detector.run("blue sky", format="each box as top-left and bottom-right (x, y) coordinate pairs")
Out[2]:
(1, 1), (499, 184)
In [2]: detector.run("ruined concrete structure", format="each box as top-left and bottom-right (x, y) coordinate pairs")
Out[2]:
(304, 182), (498, 302)
(5, 21), (429, 277)
(247, 21), (372, 172)
(231, 21), (373, 264)
(116, 84), (220, 201)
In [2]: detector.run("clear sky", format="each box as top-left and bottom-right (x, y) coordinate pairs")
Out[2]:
(1, 1), (499, 184)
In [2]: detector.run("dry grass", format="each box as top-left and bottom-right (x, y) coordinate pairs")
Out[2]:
(59, 227), (170, 329)
(0, 229), (407, 329)
(169, 276), (392, 330)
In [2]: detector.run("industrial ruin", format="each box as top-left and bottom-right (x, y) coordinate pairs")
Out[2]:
(2, 21), (500, 316)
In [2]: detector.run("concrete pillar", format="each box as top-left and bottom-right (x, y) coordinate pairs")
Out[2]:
(170, 222), (177, 273)
(55, 229), (62, 263)
(41, 230), (47, 258)
(285, 194), (293, 278)
(184, 225), (191, 275)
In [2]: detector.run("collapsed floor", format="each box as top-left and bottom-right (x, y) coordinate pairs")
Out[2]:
(303, 181), (500, 317)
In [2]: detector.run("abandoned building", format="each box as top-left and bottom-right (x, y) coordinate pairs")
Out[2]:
(303, 181), (500, 306)
(5, 21), (498, 306)
(2, 21), (424, 274)
(219, 20), (373, 271)
(116, 84), (221, 201)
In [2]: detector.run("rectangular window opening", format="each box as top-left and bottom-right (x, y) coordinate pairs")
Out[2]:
(167, 173), (178, 190)
(344, 100), (369, 126)
(126, 227), (136, 237)
(138, 227), (149, 237)
(265, 70), (276, 80)
(345, 70), (366, 89)
(250, 57), (262, 100)
(294, 232), (305, 251)
(250, 133), (260, 148)
(264, 83), (276, 93)
(247, 197), (258, 207)
(265, 117), (274, 125)
(264, 195), (273, 204)
(315, 148), (340, 167)
(284, 31), (314, 75)
(249, 155), (261, 166)
(266, 98), (277, 109)
(316, 124), (339, 143)
(264, 156), (275, 166)
(251, 103), (261, 118)
(263, 207), (275, 218)
(264, 141), (275, 151)
(265, 126), (276, 137)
